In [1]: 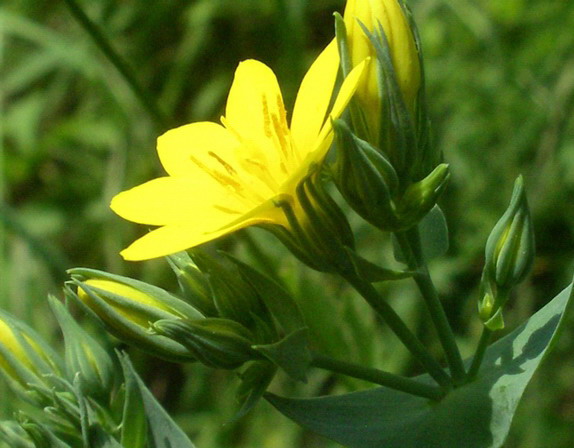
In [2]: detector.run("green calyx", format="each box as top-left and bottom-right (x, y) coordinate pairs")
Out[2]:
(484, 176), (535, 290)
(153, 318), (257, 370)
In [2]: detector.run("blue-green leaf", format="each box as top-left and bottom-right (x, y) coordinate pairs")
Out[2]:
(118, 352), (147, 448)
(393, 205), (449, 263)
(419, 205), (449, 260)
(267, 284), (573, 448)
(119, 353), (196, 448)
(253, 328), (311, 382)
(234, 361), (276, 421)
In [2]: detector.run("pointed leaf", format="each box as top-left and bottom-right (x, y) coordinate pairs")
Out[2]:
(267, 283), (573, 448)
(393, 205), (449, 263)
(418, 205), (449, 260)
(118, 353), (147, 448)
(346, 248), (414, 282)
(223, 254), (306, 334)
(234, 361), (277, 421)
(119, 353), (196, 448)
(253, 328), (311, 382)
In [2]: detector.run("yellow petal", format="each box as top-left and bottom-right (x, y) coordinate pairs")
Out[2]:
(120, 216), (265, 261)
(110, 177), (245, 226)
(344, 0), (373, 66)
(290, 40), (339, 157)
(224, 60), (290, 175)
(157, 122), (241, 178)
(316, 57), (369, 147)
(280, 58), (369, 195)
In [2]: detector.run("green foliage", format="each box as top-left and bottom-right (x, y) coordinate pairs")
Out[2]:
(268, 283), (573, 447)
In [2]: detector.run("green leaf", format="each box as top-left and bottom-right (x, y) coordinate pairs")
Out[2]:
(267, 283), (573, 448)
(87, 428), (123, 448)
(119, 353), (196, 448)
(393, 205), (449, 263)
(346, 248), (414, 282)
(235, 361), (277, 421)
(253, 328), (312, 382)
(118, 352), (147, 448)
(418, 205), (449, 260)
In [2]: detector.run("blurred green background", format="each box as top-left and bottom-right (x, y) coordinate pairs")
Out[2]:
(1, 0), (573, 446)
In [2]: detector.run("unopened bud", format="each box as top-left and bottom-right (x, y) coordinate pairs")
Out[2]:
(0, 310), (62, 391)
(49, 296), (115, 400)
(396, 163), (450, 229)
(167, 252), (217, 317)
(333, 119), (401, 231)
(190, 251), (268, 328)
(153, 318), (257, 370)
(484, 176), (535, 290)
(69, 268), (203, 362)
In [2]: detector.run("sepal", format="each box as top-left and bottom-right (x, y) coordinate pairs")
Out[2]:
(395, 163), (450, 228)
(48, 296), (115, 401)
(167, 251), (217, 317)
(270, 165), (355, 274)
(152, 318), (257, 370)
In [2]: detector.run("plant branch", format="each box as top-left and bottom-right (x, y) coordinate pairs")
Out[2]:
(395, 228), (466, 383)
(342, 271), (451, 388)
(467, 327), (492, 380)
(311, 352), (445, 401)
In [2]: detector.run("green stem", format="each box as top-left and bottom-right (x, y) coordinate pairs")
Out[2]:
(62, 0), (169, 130)
(395, 228), (466, 383)
(311, 352), (445, 401)
(467, 288), (508, 380)
(342, 271), (451, 389)
(466, 327), (492, 380)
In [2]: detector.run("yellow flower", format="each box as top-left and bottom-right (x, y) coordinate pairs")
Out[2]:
(111, 42), (366, 260)
(344, 0), (420, 132)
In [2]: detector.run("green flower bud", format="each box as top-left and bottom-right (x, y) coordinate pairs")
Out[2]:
(167, 252), (217, 317)
(395, 163), (450, 229)
(478, 291), (495, 323)
(68, 268), (204, 362)
(49, 296), (115, 400)
(484, 176), (535, 290)
(0, 310), (63, 392)
(153, 318), (257, 370)
(333, 118), (401, 231)
(190, 251), (269, 329)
